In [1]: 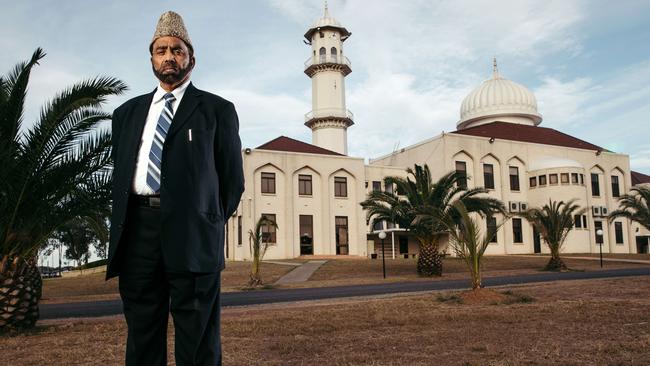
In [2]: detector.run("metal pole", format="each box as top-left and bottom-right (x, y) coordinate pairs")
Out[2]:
(599, 242), (603, 268)
(381, 237), (386, 279)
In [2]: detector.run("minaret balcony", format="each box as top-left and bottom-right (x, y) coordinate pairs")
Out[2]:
(305, 108), (354, 122)
(304, 108), (354, 129)
(304, 55), (352, 76)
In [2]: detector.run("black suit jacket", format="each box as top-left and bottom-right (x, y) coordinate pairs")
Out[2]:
(106, 83), (244, 279)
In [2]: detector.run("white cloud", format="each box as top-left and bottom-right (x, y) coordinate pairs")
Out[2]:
(214, 88), (311, 148)
(534, 77), (593, 128)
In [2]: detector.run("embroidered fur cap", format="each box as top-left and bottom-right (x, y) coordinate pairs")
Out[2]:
(150, 11), (193, 53)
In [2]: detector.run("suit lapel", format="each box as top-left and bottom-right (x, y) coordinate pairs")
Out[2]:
(166, 83), (202, 141)
(123, 89), (156, 163)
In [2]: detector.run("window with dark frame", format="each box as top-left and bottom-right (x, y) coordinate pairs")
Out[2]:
(561, 173), (569, 184)
(372, 181), (381, 192)
(509, 166), (520, 191)
(539, 175), (547, 185)
(580, 174), (584, 185)
(455, 161), (467, 189)
(574, 215), (582, 228)
(591, 173), (600, 197)
(614, 222), (624, 244)
(334, 176), (347, 197)
(372, 219), (383, 231)
(530, 176), (537, 188)
(512, 218), (523, 243)
(483, 164), (495, 189)
(582, 215), (588, 229)
(611, 175), (620, 198)
(298, 174), (312, 195)
(261, 172), (276, 194)
(549, 174), (558, 185)
(487, 216), (498, 243)
(261, 214), (277, 243)
(571, 173), (579, 184)
(385, 182), (394, 194)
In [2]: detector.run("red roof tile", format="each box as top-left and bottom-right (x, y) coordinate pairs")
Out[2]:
(256, 135), (344, 156)
(632, 171), (650, 185)
(451, 122), (605, 152)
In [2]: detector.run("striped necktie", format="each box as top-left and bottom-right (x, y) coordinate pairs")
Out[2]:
(146, 92), (176, 193)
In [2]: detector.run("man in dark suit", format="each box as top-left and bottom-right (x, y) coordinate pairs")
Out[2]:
(107, 11), (244, 365)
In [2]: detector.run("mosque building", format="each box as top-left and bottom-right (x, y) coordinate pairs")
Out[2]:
(224, 5), (650, 261)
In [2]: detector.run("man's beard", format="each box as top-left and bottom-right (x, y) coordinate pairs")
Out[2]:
(153, 61), (192, 85)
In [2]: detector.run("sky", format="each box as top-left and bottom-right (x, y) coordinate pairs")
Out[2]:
(2, 0), (650, 175)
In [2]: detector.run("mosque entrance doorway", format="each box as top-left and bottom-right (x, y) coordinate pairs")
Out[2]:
(335, 216), (349, 255)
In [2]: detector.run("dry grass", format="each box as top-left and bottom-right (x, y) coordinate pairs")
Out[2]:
(41, 262), (294, 304)
(290, 255), (648, 288)
(41, 255), (648, 303)
(3, 276), (650, 365)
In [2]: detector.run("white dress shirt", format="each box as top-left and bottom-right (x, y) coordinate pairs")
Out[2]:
(132, 79), (191, 195)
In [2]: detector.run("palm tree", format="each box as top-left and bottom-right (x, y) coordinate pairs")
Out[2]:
(361, 164), (506, 276)
(248, 215), (279, 287)
(437, 201), (504, 289)
(609, 186), (650, 232)
(522, 199), (586, 271)
(0, 48), (126, 331)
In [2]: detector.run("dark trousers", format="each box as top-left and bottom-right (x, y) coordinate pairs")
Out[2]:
(118, 200), (222, 365)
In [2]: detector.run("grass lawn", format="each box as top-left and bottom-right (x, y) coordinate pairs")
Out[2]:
(41, 262), (295, 304)
(41, 254), (649, 303)
(3, 276), (649, 365)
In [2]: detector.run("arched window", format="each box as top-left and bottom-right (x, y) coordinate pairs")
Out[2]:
(319, 47), (326, 63)
(330, 47), (338, 63)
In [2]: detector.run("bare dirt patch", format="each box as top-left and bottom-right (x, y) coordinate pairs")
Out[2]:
(4, 276), (649, 365)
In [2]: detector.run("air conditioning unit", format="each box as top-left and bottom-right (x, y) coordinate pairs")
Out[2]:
(509, 201), (519, 213)
(519, 202), (528, 212)
(592, 206), (602, 217)
(601, 206), (609, 216)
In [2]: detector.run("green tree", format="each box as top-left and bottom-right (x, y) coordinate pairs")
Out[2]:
(522, 199), (586, 271)
(361, 164), (506, 276)
(55, 218), (102, 269)
(248, 215), (278, 287)
(609, 186), (650, 232)
(436, 202), (504, 289)
(0, 48), (126, 331)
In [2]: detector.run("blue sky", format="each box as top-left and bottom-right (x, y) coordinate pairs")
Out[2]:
(2, 0), (650, 173)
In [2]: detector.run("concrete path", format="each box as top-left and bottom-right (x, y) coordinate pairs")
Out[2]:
(39, 267), (650, 320)
(262, 260), (303, 267)
(274, 260), (327, 285)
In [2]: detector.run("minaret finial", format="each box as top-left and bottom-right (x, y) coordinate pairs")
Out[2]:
(324, 0), (330, 17)
(492, 56), (499, 79)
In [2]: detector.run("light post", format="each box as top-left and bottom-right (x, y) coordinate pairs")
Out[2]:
(596, 229), (604, 268)
(379, 231), (387, 279)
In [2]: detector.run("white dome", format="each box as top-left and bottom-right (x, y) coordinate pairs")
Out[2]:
(458, 64), (542, 130)
(529, 156), (583, 171)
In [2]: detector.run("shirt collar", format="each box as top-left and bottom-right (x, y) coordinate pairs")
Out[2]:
(153, 78), (191, 104)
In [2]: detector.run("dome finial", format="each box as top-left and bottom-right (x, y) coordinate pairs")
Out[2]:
(492, 56), (499, 79)
(324, 0), (330, 18)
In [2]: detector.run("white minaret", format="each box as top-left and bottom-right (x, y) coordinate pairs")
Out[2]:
(303, 2), (353, 155)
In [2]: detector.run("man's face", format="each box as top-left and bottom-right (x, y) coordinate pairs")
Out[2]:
(150, 36), (194, 86)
